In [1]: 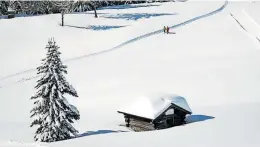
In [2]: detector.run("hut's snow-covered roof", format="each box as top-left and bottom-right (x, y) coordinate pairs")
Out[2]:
(118, 94), (192, 120)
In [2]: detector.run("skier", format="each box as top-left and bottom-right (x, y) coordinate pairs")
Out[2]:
(163, 26), (166, 34)
(166, 26), (170, 34)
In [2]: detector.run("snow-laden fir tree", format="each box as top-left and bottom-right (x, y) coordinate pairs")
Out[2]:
(30, 38), (80, 142)
(0, 1), (9, 15)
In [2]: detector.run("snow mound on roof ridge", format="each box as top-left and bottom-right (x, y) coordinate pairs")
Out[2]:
(150, 93), (192, 114)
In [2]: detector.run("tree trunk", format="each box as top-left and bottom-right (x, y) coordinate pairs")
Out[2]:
(94, 6), (97, 18)
(61, 12), (64, 26)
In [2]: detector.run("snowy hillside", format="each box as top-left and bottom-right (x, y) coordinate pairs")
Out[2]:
(0, 1), (260, 147)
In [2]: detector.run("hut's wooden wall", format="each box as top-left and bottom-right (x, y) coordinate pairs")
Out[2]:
(128, 118), (155, 132)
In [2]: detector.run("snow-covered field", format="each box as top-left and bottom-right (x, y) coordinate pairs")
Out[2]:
(0, 0), (260, 146)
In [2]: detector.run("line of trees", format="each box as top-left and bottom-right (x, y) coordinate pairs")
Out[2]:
(0, 1), (171, 16)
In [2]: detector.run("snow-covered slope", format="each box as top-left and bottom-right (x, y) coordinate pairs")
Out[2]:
(0, 1), (260, 147)
(0, 1), (224, 81)
(50, 102), (260, 147)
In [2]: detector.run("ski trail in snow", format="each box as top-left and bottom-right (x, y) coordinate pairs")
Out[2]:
(0, 69), (36, 81)
(230, 13), (247, 31)
(0, 1), (228, 86)
(65, 1), (228, 62)
(257, 37), (260, 42)
(230, 9), (260, 47)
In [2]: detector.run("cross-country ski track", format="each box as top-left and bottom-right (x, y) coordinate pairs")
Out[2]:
(0, 1), (228, 88)
(229, 3), (260, 47)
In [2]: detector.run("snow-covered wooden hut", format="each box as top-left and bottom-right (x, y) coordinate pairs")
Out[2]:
(117, 94), (192, 131)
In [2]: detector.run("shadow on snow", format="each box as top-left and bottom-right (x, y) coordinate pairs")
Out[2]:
(69, 115), (213, 139)
(102, 13), (177, 21)
(63, 24), (127, 31)
(99, 4), (161, 10)
(76, 130), (127, 138)
(69, 12), (109, 15)
(185, 114), (215, 124)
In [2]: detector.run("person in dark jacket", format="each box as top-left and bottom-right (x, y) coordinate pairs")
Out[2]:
(166, 26), (170, 34)
(163, 26), (166, 34)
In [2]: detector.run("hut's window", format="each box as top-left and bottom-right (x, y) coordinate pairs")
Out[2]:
(165, 108), (174, 115)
